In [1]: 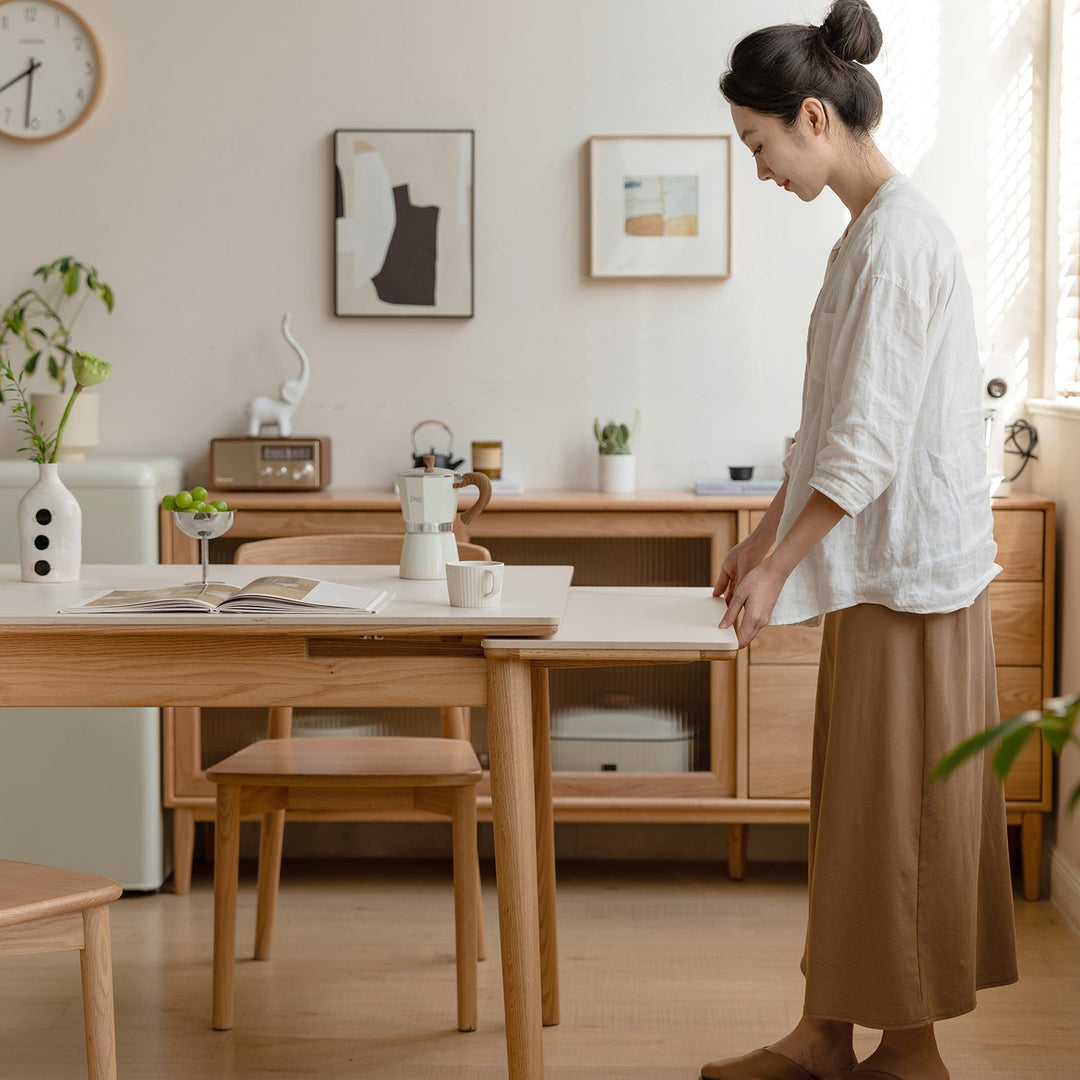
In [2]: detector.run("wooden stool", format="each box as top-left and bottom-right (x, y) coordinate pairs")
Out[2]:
(207, 735), (482, 1033)
(0, 859), (122, 1080)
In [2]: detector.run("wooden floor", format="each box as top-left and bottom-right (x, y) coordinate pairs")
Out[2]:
(1, 859), (1078, 1079)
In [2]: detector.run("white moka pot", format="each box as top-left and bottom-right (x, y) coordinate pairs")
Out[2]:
(395, 455), (492, 579)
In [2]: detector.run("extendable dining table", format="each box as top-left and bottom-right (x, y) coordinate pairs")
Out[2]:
(0, 564), (738, 1080)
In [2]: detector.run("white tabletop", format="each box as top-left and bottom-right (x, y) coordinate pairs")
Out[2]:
(482, 586), (739, 653)
(0, 564), (573, 629)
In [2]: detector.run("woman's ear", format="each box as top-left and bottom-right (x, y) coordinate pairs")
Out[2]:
(801, 97), (830, 136)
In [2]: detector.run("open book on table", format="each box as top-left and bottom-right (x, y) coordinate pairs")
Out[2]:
(62, 575), (394, 615)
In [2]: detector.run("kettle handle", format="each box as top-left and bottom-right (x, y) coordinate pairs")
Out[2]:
(455, 472), (492, 526)
(411, 419), (454, 456)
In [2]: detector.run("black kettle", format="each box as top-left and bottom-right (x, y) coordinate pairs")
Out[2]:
(410, 419), (464, 471)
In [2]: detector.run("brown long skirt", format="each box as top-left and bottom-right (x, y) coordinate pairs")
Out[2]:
(801, 589), (1018, 1028)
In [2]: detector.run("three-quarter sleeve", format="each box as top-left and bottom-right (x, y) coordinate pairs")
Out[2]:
(809, 274), (932, 517)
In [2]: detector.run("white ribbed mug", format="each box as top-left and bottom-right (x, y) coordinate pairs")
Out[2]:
(445, 560), (504, 608)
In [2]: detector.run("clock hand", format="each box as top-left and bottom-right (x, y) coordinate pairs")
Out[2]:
(24, 56), (36, 128)
(0, 57), (40, 97)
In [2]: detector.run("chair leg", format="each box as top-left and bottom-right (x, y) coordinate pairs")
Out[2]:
(451, 785), (479, 1032)
(173, 808), (195, 895)
(212, 782), (242, 1030)
(440, 705), (486, 961)
(254, 809), (286, 960)
(80, 905), (118, 1080)
(254, 704), (293, 957)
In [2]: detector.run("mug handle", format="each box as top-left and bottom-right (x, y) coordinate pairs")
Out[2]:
(481, 569), (496, 600)
(456, 471), (492, 526)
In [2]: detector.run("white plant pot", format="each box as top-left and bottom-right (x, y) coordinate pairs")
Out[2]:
(17, 462), (82, 582)
(598, 453), (636, 494)
(30, 390), (101, 461)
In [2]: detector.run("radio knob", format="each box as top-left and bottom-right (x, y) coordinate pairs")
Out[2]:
(259, 465), (274, 478)
(277, 465), (289, 477)
(293, 463), (316, 481)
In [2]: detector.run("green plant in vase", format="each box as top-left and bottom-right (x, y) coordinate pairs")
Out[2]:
(0, 256), (114, 393)
(0, 350), (113, 462)
(593, 408), (641, 493)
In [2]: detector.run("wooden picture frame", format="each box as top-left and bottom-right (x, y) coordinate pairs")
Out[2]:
(334, 129), (474, 317)
(589, 135), (731, 279)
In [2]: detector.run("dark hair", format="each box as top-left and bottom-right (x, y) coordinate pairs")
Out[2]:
(719, 0), (884, 137)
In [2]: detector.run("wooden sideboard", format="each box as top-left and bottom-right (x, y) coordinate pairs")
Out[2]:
(160, 490), (1055, 899)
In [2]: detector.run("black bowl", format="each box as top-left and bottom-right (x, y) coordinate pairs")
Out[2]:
(728, 466), (755, 481)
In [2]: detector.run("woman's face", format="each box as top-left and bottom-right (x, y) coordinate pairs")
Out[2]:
(730, 102), (830, 202)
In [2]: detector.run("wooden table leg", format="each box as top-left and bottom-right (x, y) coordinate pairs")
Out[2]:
(212, 782), (241, 1031)
(487, 657), (545, 1080)
(531, 666), (560, 1026)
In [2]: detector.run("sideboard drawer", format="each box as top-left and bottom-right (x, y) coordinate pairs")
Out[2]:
(748, 666), (816, 799)
(993, 510), (1045, 581)
(989, 582), (1043, 666)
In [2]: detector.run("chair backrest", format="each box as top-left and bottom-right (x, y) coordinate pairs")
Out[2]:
(233, 532), (491, 566)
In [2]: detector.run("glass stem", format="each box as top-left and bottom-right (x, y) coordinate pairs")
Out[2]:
(201, 537), (210, 587)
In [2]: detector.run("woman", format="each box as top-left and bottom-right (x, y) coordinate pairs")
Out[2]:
(705, 3), (1018, 1079)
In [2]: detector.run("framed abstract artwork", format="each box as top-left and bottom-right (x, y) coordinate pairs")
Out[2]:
(334, 129), (474, 317)
(589, 135), (732, 279)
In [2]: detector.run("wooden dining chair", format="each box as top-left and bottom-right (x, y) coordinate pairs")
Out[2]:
(229, 532), (490, 963)
(0, 859), (122, 1080)
(207, 735), (482, 1032)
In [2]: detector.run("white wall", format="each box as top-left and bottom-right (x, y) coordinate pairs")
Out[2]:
(0, 0), (1048, 492)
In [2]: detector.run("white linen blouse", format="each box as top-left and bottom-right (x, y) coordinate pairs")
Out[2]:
(770, 175), (999, 626)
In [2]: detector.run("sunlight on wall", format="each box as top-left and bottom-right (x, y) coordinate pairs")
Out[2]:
(1054, 1), (1080, 396)
(986, 53), (1034, 340)
(991, 0), (1029, 51)
(872, 0), (941, 174)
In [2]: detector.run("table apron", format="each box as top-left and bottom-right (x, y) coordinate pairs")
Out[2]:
(0, 633), (489, 708)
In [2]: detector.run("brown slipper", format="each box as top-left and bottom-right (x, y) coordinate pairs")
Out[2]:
(700, 1046), (822, 1080)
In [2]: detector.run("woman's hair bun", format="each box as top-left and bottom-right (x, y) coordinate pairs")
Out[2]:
(820, 0), (882, 65)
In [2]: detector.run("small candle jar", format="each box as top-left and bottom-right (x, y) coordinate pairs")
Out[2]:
(471, 441), (503, 479)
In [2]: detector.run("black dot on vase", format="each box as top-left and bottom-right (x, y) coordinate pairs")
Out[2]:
(35, 508), (52, 525)
(34, 534), (49, 550)
(34, 560), (51, 576)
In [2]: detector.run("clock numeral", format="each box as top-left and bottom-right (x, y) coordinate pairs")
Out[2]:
(74, 33), (83, 50)
(2, 106), (11, 124)
(0, 15), (8, 29)
(56, 107), (65, 123)
(84, 60), (94, 76)
(29, 114), (40, 130)
(75, 87), (84, 101)
(24, 7), (37, 22)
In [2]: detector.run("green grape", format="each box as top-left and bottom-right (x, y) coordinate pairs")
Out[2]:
(161, 494), (175, 511)
(173, 490), (193, 510)
(193, 501), (209, 512)
(191, 486), (209, 503)
(211, 500), (229, 512)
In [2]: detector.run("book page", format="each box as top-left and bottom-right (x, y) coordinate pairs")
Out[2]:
(221, 576), (392, 613)
(63, 582), (240, 612)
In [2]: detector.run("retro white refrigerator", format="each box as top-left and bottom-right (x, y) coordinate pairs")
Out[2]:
(0, 457), (183, 889)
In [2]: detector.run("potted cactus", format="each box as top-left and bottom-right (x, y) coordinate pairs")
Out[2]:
(593, 409), (640, 493)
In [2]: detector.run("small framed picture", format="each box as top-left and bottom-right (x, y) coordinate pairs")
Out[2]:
(589, 135), (732, 279)
(334, 129), (474, 317)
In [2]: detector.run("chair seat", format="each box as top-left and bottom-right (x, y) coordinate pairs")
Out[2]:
(0, 859), (122, 928)
(206, 735), (483, 787)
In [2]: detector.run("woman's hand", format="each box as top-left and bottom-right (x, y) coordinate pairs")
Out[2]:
(713, 533), (770, 604)
(719, 556), (787, 648)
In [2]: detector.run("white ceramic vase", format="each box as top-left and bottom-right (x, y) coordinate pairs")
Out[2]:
(18, 463), (82, 582)
(598, 453), (636, 494)
(30, 390), (100, 461)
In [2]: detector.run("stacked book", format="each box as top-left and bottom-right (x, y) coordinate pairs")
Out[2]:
(694, 479), (784, 496)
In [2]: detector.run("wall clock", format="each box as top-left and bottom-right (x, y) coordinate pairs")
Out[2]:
(0, 0), (102, 142)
